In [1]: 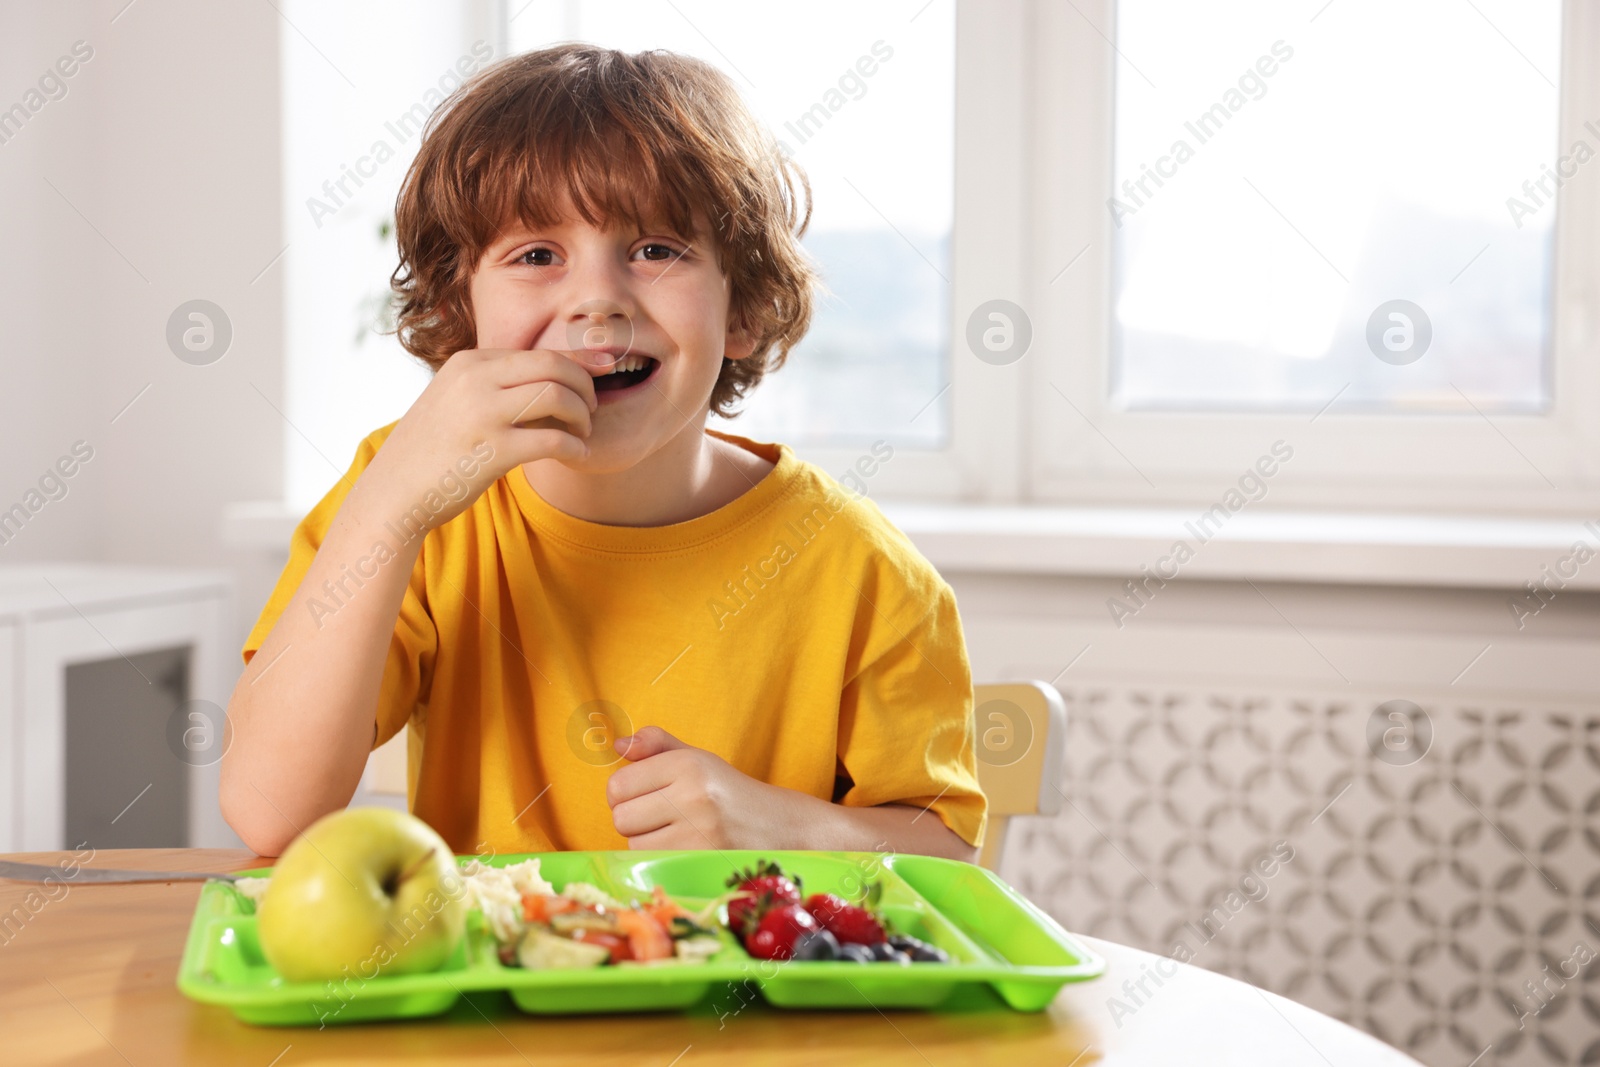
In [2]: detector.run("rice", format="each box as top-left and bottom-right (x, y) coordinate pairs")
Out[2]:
(231, 875), (272, 905)
(558, 881), (628, 911)
(460, 858), (556, 944)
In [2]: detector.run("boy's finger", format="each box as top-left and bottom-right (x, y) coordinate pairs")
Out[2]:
(605, 754), (677, 807)
(503, 426), (589, 465)
(623, 825), (693, 851)
(489, 347), (619, 379)
(615, 726), (691, 761)
(610, 791), (675, 838)
(501, 380), (593, 436)
(484, 350), (603, 407)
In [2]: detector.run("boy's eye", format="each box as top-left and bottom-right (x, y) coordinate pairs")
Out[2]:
(513, 245), (679, 266)
(635, 243), (682, 263)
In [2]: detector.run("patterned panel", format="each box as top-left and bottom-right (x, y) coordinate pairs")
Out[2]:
(1005, 687), (1600, 1067)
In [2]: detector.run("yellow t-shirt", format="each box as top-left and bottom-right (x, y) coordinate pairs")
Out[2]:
(243, 424), (986, 854)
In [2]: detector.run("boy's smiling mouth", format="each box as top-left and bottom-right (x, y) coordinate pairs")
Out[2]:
(592, 352), (660, 396)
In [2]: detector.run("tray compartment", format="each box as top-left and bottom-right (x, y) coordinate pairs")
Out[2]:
(883, 854), (1106, 1011)
(178, 881), (485, 1026)
(623, 850), (999, 1010)
(476, 851), (748, 1015)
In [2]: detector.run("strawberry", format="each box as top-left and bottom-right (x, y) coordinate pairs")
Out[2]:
(725, 860), (802, 935)
(727, 859), (802, 903)
(743, 902), (820, 961)
(803, 892), (887, 946)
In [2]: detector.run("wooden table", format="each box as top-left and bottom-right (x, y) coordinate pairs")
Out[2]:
(0, 849), (1423, 1066)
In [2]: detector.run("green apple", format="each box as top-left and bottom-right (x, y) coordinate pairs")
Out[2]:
(256, 807), (468, 984)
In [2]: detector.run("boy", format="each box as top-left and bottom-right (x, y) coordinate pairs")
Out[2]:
(221, 44), (986, 862)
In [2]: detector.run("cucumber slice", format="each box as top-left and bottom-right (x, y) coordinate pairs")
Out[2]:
(516, 927), (610, 969)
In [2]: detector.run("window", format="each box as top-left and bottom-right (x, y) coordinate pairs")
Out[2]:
(1032, 0), (1600, 513)
(1110, 0), (1559, 415)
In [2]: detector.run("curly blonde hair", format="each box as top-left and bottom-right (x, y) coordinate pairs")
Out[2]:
(390, 44), (820, 416)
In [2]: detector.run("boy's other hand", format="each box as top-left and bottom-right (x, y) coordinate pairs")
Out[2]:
(359, 348), (614, 531)
(606, 726), (790, 850)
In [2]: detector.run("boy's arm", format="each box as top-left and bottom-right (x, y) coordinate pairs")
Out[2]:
(607, 728), (981, 862)
(784, 793), (979, 863)
(222, 348), (604, 856)
(220, 484), (427, 856)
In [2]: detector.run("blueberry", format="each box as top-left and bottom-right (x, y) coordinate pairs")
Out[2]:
(839, 943), (875, 963)
(790, 930), (841, 961)
(887, 934), (949, 962)
(868, 941), (898, 961)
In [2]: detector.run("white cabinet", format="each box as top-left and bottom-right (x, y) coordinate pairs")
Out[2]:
(0, 566), (239, 852)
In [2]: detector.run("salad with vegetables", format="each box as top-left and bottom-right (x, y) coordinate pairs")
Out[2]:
(459, 859), (723, 969)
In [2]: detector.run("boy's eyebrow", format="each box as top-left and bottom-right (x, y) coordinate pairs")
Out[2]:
(489, 214), (702, 249)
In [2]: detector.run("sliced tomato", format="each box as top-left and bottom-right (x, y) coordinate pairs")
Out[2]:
(569, 928), (632, 963)
(643, 885), (692, 929)
(522, 893), (580, 923)
(616, 909), (674, 961)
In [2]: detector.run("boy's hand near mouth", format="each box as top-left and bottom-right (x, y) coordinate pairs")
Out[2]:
(360, 347), (613, 529)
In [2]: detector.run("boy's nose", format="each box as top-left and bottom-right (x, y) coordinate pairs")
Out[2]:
(566, 299), (635, 354)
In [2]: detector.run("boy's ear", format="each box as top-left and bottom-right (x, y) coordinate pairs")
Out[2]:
(724, 313), (758, 362)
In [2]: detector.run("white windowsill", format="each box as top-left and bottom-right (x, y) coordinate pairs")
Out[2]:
(221, 500), (1600, 592)
(876, 503), (1599, 591)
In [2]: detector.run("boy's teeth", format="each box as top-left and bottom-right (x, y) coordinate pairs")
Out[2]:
(605, 354), (648, 374)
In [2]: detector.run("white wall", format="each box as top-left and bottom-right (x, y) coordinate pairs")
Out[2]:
(87, 0), (286, 573)
(0, 2), (109, 564)
(0, 0), (284, 650)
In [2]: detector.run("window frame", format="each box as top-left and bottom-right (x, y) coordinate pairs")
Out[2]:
(1025, 0), (1600, 515)
(780, 0), (1031, 502)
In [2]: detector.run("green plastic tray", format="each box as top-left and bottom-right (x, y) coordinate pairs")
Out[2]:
(176, 850), (1105, 1026)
